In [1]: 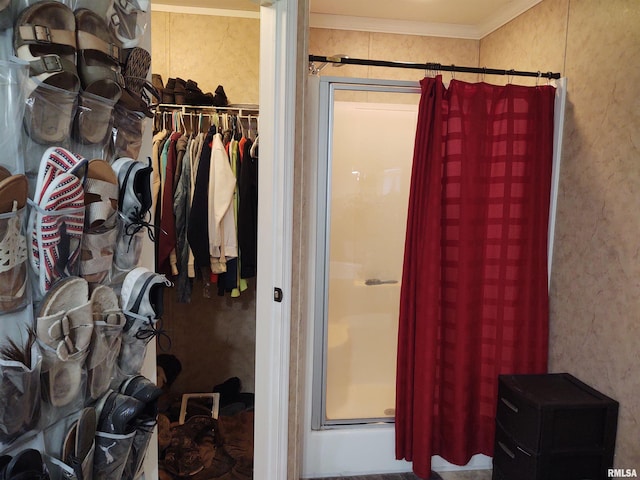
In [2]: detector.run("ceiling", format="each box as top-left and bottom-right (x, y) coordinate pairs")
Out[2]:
(152, 0), (543, 39)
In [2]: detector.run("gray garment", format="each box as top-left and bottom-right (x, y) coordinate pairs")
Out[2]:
(173, 135), (193, 303)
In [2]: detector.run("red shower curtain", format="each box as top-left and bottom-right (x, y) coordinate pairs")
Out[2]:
(395, 76), (555, 477)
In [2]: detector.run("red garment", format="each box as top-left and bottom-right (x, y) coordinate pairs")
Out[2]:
(396, 76), (555, 476)
(157, 131), (182, 275)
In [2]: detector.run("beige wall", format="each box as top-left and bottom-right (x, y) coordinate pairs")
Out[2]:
(151, 11), (260, 105)
(150, 11), (260, 397)
(305, 0), (640, 469)
(309, 28), (480, 83)
(150, 1), (640, 471)
(481, 0), (640, 468)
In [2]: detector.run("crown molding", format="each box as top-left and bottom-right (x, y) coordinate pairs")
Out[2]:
(151, 3), (260, 19)
(152, 0), (542, 39)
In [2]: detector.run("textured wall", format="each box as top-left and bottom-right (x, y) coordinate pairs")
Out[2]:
(309, 28), (480, 83)
(161, 281), (257, 396)
(481, 0), (640, 468)
(151, 11), (260, 105)
(150, 10), (259, 397)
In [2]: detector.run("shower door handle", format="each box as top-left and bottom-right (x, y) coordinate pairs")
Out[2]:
(364, 279), (398, 286)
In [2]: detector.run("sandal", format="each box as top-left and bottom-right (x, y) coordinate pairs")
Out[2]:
(13, 1), (80, 144)
(36, 276), (93, 407)
(75, 8), (123, 145)
(0, 170), (29, 313)
(106, 0), (150, 49)
(87, 284), (125, 400)
(29, 147), (87, 295)
(116, 45), (158, 119)
(80, 159), (119, 284)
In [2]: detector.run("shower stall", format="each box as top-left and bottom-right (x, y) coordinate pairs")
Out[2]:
(303, 74), (567, 477)
(304, 76), (425, 476)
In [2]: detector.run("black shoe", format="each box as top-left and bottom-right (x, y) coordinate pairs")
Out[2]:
(1, 449), (49, 479)
(0, 455), (12, 476)
(174, 78), (187, 104)
(120, 375), (163, 418)
(213, 376), (241, 406)
(97, 391), (145, 435)
(212, 85), (228, 107)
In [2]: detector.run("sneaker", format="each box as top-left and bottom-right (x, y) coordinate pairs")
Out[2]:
(117, 267), (172, 375)
(120, 266), (172, 329)
(110, 157), (153, 283)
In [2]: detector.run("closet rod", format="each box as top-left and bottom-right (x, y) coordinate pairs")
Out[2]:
(155, 103), (259, 117)
(309, 54), (561, 79)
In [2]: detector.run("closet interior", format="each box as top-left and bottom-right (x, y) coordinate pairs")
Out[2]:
(150, 6), (260, 480)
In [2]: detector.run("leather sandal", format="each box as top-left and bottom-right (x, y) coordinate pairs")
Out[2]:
(13, 1), (80, 144)
(36, 276), (93, 407)
(75, 8), (123, 145)
(79, 159), (119, 285)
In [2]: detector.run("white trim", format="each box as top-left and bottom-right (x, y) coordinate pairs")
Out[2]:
(548, 77), (567, 286)
(151, 3), (260, 19)
(309, 0), (543, 40)
(254, 0), (297, 479)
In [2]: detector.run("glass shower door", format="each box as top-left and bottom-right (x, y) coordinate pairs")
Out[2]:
(318, 83), (420, 425)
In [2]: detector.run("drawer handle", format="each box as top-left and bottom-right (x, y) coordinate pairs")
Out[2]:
(500, 397), (519, 413)
(497, 441), (515, 459)
(516, 446), (531, 457)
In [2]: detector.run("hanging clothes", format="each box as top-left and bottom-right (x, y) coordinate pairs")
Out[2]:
(187, 125), (216, 269)
(174, 134), (193, 303)
(207, 132), (237, 274)
(157, 130), (182, 275)
(238, 136), (257, 279)
(152, 106), (260, 300)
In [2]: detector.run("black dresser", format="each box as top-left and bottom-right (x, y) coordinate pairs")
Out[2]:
(492, 373), (618, 480)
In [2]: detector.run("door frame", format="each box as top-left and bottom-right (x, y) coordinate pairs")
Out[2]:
(254, 1), (299, 479)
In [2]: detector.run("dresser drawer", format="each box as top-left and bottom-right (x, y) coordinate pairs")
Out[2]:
(494, 424), (611, 480)
(496, 374), (618, 453)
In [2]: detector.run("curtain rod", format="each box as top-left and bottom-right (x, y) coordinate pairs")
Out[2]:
(309, 55), (561, 80)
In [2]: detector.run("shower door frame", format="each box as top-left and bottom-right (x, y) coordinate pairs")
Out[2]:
(303, 75), (567, 477)
(312, 76), (422, 430)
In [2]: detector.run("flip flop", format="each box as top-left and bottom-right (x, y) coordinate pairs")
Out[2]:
(75, 8), (123, 145)
(123, 47), (150, 97)
(80, 159), (119, 284)
(0, 173), (29, 313)
(36, 276), (93, 407)
(14, 1), (80, 144)
(63, 407), (97, 480)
